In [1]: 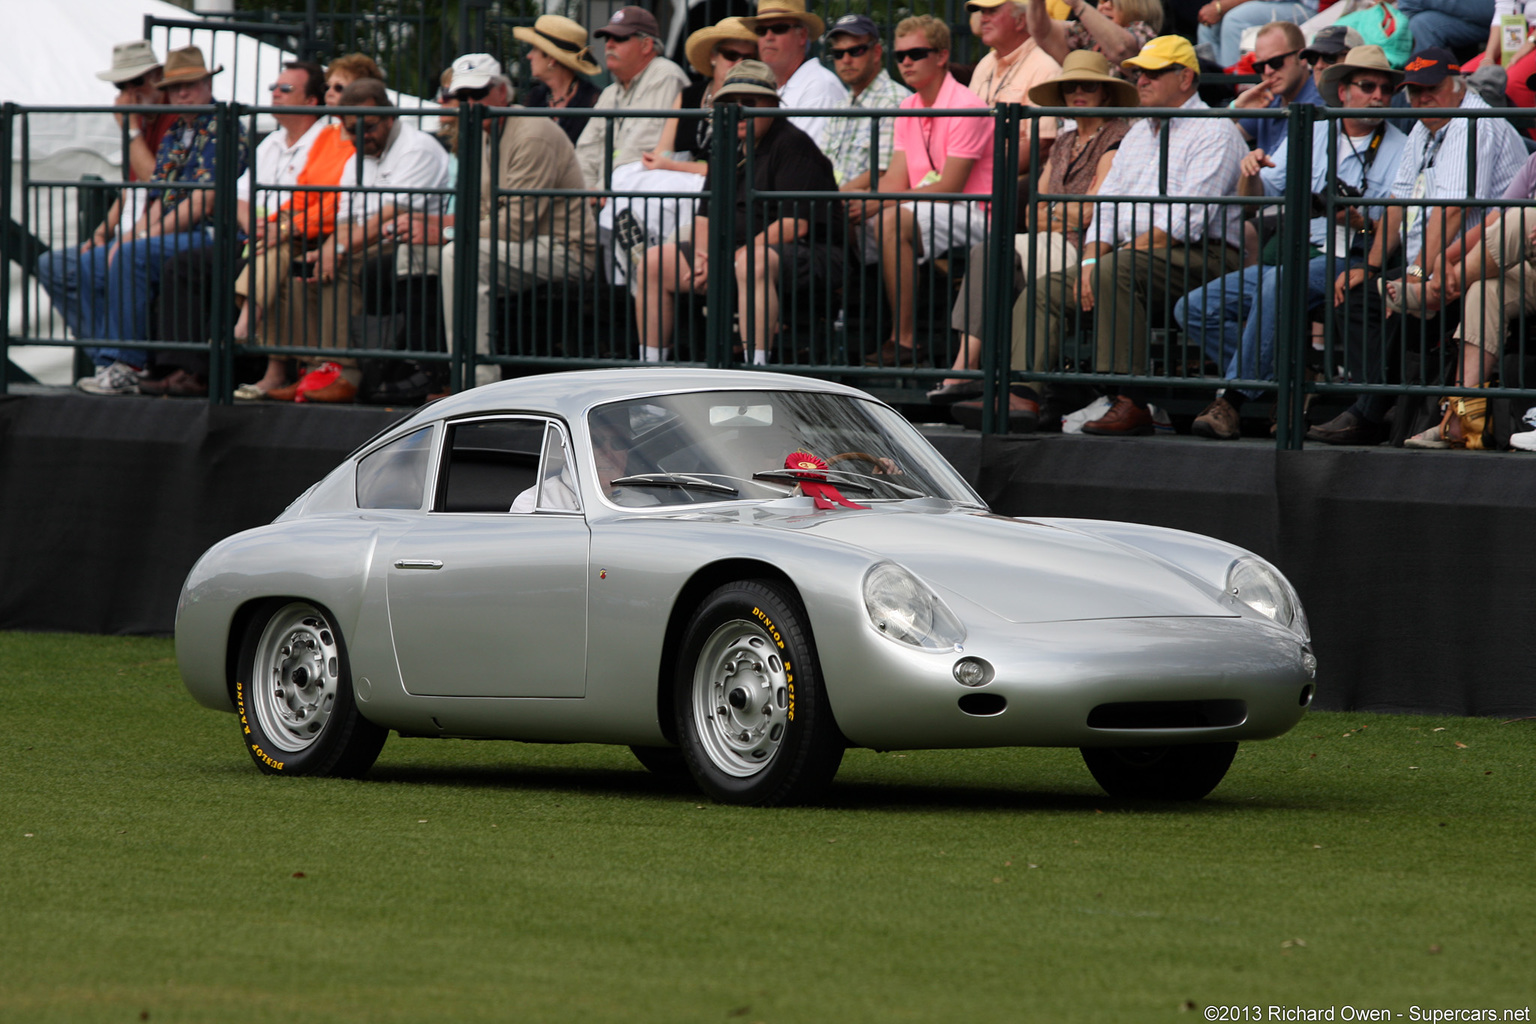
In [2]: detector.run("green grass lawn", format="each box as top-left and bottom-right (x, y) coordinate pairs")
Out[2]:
(3, 631), (1533, 1023)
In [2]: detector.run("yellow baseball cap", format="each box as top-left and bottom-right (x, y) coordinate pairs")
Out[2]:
(1122, 35), (1199, 73)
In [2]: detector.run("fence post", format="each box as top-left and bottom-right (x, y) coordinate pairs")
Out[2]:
(452, 101), (483, 392)
(207, 101), (243, 405)
(982, 103), (1022, 435)
(705, 101), (738, 370)
(1275, 102), (1315, 450)
(1, 104), (13, 397)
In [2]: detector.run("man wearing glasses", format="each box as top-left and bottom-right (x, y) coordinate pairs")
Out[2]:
(1299, 25), (1363, 93)
(259, 76), (450, 402)
(1230, 21), (1321, 155)
(574, 6), (689, 190)
(819, 14), (911, 190)
(965, 0), (1060, 169)
(741, 0), (847, 148)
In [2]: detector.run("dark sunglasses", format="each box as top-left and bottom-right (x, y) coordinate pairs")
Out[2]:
(726, 96), (776, 108)
(894, 47), (937, 63)
(1347, 78), (1393, 95)
(1252, 48), (1299, 73)
(456, 85), (493, 102)
(828, 43), (873, 60)
(753, 22), (797, 36)
(1061, 81), (1103, 94)
(341, 116), (384, 132)
(1308, 51), (1345, 65)
(116, 74), (151, 92)
(716, 48), (756, 62)
(326, 81), (345, 92)
(268, 82), (296, 93)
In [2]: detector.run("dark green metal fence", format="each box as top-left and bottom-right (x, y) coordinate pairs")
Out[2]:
(6, 99), (1536, 450)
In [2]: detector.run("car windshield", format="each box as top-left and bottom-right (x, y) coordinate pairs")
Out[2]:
(588, 390), (982, 508)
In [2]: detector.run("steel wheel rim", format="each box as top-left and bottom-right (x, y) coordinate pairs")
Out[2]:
(690, 618), (791, 778)
(251, 603), (341, 753)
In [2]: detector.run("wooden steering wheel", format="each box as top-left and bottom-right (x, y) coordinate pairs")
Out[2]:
(825, 451), (883, 470)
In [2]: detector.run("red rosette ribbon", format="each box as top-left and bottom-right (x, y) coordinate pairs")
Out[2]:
(783, 451), (867, 510)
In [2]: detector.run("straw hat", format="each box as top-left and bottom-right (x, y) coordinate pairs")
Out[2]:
(1028, 50), (1138, 108)
(513, 15), (601, 77)
(1319, 44), (1404, 106)
(156, 46), (223, 89)
(713, 60), (781, 105)
(741, 0), (825, 40)
(96, 40), (162, 84)
(685, 17), (758, 76)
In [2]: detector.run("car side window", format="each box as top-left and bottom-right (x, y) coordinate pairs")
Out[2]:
(436, 418), (547, 514)
(355, 426), (434, 510)
(535, 424), (581, 512)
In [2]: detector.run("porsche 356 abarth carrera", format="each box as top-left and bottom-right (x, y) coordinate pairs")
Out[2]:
(177, 369), (1317, 804)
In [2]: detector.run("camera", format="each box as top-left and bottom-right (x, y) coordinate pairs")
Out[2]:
(1310, 182), (1364, 216)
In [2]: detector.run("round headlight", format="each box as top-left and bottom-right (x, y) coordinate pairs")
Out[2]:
(863, 562), (966, 650)
(1226, 556), (1309, 640)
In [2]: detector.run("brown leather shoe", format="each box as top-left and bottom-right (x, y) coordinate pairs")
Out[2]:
(1191, 396), (1241, 440)
(1082, 395), (1154, 436)
(265, 382), (301, 402)
(1305, 408), (1386, 446)
(298, 377), (358, 403)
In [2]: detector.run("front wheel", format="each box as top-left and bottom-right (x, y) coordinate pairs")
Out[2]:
(674, 580), (843, 806)
(235, 600), (387, 777)
(1080, 742), (1238, 800)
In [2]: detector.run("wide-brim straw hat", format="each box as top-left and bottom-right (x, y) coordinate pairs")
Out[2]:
(513, 15), (601, 77)
(97, 40), (162, 84)
(1028, 49), (1138, 108)
(741, 0), (825, 40)
(1319, 44), (1404, 107)
(685, 17), (759, 77)
(156, 46), (223, 89)
(713, 59), (782, 105)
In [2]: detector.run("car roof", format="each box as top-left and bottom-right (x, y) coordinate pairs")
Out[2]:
(393, 368), (872, 432)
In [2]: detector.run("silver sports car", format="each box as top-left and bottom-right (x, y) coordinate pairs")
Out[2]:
(177, 369), (1316, 804)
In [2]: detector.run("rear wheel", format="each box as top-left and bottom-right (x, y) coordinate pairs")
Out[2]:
(235, 600), (387, 777)
(1080, 742), (1238, 800)
(675, 580), (843, 806)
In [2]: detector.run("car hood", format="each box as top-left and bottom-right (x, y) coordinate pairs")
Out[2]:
(785, 507), (1231, 624)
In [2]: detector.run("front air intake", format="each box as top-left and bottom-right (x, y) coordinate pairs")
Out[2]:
(1086, 699), (1247, 730)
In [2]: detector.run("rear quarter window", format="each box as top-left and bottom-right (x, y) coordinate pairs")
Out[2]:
(356, 426), (434, 510)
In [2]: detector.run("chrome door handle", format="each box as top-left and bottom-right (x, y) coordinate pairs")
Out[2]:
(393, 559), (444, 570)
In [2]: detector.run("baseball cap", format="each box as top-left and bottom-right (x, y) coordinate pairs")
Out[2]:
(1400, 47), (1462, 88)
(594, 6), (661, 40)
(1123, 35), (1200, 73)
(1300, 25), (1364, 61)
(825, 13), (879, 41)
(450, 53), (503, 93)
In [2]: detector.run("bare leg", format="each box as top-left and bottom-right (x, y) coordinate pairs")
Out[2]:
(735, 242), (781, 361)
(636, 242), (694, 358)
(942, 333), (982, 386)
(878, 205), (919, 350)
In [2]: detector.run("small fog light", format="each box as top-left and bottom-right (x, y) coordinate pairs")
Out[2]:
(953, 657), (993, 687)
(1302, 650), (1318, 679)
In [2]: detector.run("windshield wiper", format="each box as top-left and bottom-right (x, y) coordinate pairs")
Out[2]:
(751, 468), (927, 499)
(610, 473), (739, 496)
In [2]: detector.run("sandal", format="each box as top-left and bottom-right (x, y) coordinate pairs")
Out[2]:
(233, 382), (268, 401)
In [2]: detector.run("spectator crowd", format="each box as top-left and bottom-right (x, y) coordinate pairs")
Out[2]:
(30, 0), (1536, 450)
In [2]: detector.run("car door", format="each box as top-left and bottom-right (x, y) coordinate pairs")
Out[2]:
(386, 417), (590, 698)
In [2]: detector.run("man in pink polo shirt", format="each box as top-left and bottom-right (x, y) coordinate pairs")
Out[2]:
(850, 15), (994, 367)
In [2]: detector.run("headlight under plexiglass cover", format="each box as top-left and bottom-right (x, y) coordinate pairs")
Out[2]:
(863, 562), (966, 649)
(1226, 556), (1309, 640)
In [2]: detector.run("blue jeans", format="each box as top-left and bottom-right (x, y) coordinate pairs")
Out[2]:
(1198, 0), (1315, 67)
(1174, 254), (1350, 399)
(1395, 0), (1497, 54)
(67, 230), (213, 367)
(36, 245), (139, 369)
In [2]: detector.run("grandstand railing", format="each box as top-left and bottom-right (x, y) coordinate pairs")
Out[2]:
(5, 101), (1535, 449)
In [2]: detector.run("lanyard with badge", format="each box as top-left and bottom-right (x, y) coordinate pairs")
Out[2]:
(1405, 127), (1445, 239)
(1333, 122), (1386, 256)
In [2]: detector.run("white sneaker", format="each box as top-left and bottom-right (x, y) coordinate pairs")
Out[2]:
(1510, 429), (1536, 452)
(76, 361), (145, 396)
(1061, 395), (1111, 434)
(1148, 403), (1175, 436)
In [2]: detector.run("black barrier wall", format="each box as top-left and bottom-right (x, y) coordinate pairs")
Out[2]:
(2, 390), (1532, 717)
